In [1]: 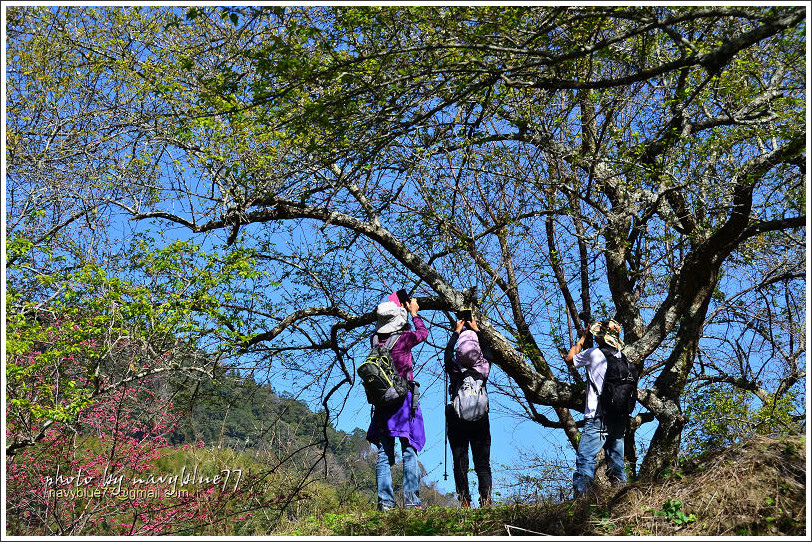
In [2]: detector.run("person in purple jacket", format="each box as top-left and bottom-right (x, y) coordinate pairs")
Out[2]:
(366, 296), (428, 511)
(444, 316), (493, 508)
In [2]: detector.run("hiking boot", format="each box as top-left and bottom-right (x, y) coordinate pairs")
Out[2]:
(480, 497), (493, 508)
(406, 504), (425, 511)
(609, 477), (627, 489)
(573, 486), (598, 501)
(378, 503), (395, 512)
(460, 498), (471, 509)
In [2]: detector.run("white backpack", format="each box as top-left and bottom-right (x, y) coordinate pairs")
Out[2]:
(452, 372), (489, 422)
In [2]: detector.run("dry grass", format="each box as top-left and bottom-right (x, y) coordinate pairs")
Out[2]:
(582, 433), (807, 536)
(274, 434), (806, 536)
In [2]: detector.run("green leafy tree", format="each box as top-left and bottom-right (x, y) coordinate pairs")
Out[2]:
(7, 5), (804, 485)
(682, 382), (802, 458)
(5, 231), (264, 454)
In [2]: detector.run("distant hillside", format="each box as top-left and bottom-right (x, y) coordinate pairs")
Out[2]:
(169, 372), (367, 457)
(276, 434), (806, 536)
(168, 372), (456, 509)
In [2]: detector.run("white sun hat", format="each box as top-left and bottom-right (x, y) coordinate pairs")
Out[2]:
(375, 300), (408, 334)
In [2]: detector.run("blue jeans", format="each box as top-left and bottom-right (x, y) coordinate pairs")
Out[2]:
(376, 437), (421, 509)
(573, 415), (627, 497)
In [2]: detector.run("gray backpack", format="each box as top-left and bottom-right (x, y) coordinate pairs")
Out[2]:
(452, 371), (489, 422)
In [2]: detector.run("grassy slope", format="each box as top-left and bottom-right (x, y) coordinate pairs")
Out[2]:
(276, 434), (806, 537)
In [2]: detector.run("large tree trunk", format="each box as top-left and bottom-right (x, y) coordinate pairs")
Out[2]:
(638, 410), (685, 480)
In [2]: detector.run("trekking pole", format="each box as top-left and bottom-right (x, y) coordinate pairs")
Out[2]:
(443, 369), (448, 481)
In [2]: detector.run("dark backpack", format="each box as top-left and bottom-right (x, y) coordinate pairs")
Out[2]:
(594, 347), (639, 419)
(357, 333), (409, 407)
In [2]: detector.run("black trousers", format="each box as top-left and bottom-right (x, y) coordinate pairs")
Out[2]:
(446, 404), (492, 504)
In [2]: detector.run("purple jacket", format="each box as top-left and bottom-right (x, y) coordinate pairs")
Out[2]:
(444, 329), (492, 399)
(366, 316), (428, 451)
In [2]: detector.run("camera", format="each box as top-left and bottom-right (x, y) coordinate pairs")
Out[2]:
(457, 308), (473, 322)
(396, 289), (410, 306)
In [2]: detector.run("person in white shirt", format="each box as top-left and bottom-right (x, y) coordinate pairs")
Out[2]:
(565, 318), (628, 497)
